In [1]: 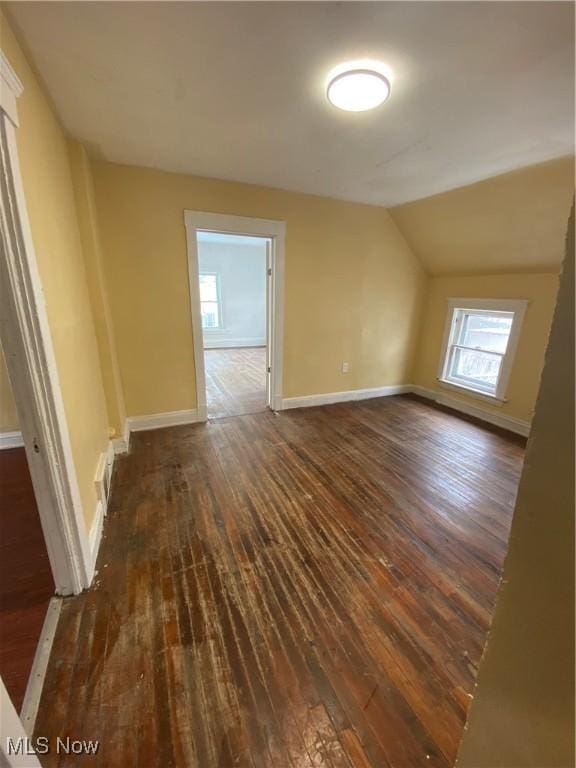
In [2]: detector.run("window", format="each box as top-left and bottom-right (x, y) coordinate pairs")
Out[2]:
(199, 273), (221, 329)
(439, 299), (527, 401)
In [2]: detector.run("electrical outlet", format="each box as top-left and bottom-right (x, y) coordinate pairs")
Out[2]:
(341, 361), (349, 373)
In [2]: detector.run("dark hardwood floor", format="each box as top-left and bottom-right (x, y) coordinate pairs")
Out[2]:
(34, 396), (524, 767)
(0, 446), (54, 712)
(205, 347), (267, 419)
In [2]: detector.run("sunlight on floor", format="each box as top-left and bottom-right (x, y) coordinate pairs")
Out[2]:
(204, 347), (267, 419)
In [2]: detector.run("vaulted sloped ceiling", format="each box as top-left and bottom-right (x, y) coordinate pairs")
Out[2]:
(389, 157), (574, 275)
(5, 1), (574, 208)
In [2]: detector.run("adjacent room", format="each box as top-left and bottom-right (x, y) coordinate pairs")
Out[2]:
(0, 3), (573, 768)
(197, 231), (269, 419)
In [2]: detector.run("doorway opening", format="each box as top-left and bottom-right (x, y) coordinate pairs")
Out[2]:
(1, 46), (93, 739)
(0, 347), (54, 714)
(198, 232), (269, 419)
(185, 211), (286, 421)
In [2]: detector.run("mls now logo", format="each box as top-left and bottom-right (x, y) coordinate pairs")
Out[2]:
(6, 738), (45, 756)
(7, 736), (99, 756)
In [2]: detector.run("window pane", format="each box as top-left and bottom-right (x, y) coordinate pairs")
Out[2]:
(201, 301), (219, 328)
(449, 347), (502, 392)
(460, 312), (513, 354)
(199, 274), (217, 302)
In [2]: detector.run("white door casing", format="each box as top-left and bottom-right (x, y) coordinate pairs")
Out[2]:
(265, 239), (272, 406)
(184, 211), (286, 416)
(0, 50), (91, 594)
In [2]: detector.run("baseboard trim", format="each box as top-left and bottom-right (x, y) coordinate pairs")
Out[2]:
(281, 383), (530, 437)
(20, 597), (62, 735)
(113, 383), (528, 449)
(112, 419), (130, 455)
(127, 408), (201, 433)
(410, 386), (439, 401)
(281, 385), (412, 410)
(411, 385), (530, 437)
(204, 339), (266, 349)
(0, 430), (24, 449)
(95, 442), (115, 509)
(111, 409), (203, 453)
(88, 499), (104, 580)
(88, 440), (117, 585)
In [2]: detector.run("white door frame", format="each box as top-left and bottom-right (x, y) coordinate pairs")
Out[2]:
(0, 51), (90, 595)
(1, 676), (41, 767)
(184, 211), (286, 417)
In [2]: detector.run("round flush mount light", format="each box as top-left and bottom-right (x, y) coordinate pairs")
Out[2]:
(326, 61), (392, 112)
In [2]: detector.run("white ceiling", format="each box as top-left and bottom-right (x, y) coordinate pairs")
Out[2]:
(7, 1), (574, 206)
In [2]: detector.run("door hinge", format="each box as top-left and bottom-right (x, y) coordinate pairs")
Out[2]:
(267, 268), (272, 276)
(267, 366), (271, 373)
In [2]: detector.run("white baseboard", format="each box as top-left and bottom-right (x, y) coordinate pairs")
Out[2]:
(95, 442), (115, 509)
(111, 381), (527, 461)
(411, 385), (530, 437)
(20, 597), (62, 734)
(112, 419), (130, 455)
(204, 338), (266, 349)
(281, 384), (412, 410)
(127, 408), (201, 433)
(0, 430), (24, 449)
(89, 440), (116, 583)
(106, 440), (115, 482)
(271, 394), (283, 412)
(110, 409), (203, 457)
(280, 383), (529, 437)
(112, 437), (128, 454)
(88, 499), (104, 580)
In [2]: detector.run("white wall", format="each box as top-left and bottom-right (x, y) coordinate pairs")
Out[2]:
(198, 233), (267, 349)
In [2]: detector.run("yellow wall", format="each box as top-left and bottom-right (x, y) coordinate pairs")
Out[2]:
(390, 158), (574, 275)
(412, 273), (558, 423)
(457, 208), (574, 768)
(0, 13), (109, 527)
(0, 348), (19, 433)
(1, 10), (570, 483)
(92, 161), (427, 416)
(67, 140), (126, 436)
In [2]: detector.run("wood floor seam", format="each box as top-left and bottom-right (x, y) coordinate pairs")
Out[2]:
(32, 396), (524, 767)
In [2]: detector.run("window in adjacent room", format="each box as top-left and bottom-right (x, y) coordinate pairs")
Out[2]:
(439, 298), (528, 400)
(199, 273), (222, 329)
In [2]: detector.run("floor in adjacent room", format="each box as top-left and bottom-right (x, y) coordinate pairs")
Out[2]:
(204, 346), (267, 419)
(0, 447), (54, 713)
(34, 396), (525, 768)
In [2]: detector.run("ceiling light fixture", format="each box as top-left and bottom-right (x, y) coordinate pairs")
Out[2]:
(326, 61), (392, 112)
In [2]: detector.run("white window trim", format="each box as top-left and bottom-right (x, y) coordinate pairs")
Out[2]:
(438, 298), (528, 404)
(199, 271), (223, 329)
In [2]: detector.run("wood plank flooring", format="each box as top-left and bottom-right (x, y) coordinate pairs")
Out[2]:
(34, 396), (524, 767)
(0, 447), (54, 712)
(205, 347), (267, 419)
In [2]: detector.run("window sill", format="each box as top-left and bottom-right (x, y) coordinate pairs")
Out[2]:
(437, 378), (507, 405)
